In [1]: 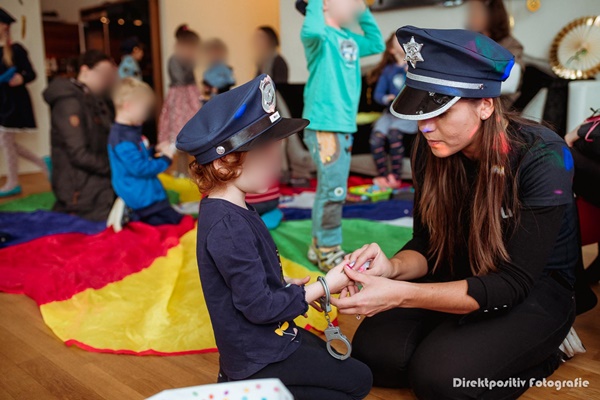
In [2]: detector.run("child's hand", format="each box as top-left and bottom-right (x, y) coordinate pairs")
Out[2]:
(355, 0), (367, 14)
(156, 141), (176, 159)
(325, 263), (352, 294)
(384, 94), (396, 105)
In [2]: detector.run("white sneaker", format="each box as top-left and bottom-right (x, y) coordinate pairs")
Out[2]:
(107, 197), (126, 232)
(308, 243), (346, 272)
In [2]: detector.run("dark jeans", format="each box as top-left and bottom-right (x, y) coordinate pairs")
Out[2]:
(219, 329), (373, 400)
(352, 275), (575, 399)
(131, 199), (183, 226)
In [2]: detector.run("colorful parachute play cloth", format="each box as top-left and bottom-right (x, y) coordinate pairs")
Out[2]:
(0, 185), (413, 355)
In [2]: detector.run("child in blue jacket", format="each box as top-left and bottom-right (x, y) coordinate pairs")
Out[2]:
(108, 78), (183, 225)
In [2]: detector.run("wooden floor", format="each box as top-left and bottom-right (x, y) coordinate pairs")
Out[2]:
(1, 174), (599, 399)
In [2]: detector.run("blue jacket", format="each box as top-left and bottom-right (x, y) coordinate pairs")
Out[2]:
(108, 123), (171, 210)
(373, 64), (408, 106)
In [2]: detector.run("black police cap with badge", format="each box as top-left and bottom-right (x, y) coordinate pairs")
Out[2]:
(391, 26), (515, 121)
(176, 74), (309, 165)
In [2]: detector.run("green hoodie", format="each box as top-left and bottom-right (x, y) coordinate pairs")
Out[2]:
(301, 0), (384, 133)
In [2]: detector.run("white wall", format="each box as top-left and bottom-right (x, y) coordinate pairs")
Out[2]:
(279, 0), (600, 83)
(1, 0), (49, 176)
(158, 0), (280, 96)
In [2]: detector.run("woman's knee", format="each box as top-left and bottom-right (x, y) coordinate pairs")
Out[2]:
(352, 323), (415, 387)
(409, 344), (485, 400)
(343, 359), (373, 400)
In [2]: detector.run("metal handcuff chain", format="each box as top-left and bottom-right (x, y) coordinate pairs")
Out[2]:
(317, 276), (352, 360)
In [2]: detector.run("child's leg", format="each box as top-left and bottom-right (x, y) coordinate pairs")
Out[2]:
(303, 130), (353, 249)
(135, 200), (184, 226)
(0, 131), (20, 191)
(388, 129), (405, 179)
(369, 130), (389, 177)
(14, 141), (49, 178)
(246, 330), (373, 400)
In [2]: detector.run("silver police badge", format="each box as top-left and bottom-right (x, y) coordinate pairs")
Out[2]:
(259, 76), (276, 113)
(403, 36), (424, 69)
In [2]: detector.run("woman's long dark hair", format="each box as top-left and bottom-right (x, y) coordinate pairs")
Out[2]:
(472, 0), (511, 42)
(413, 98), (537, 275)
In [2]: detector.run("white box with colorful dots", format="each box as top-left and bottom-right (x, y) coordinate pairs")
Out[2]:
(147, 379), (294, 400)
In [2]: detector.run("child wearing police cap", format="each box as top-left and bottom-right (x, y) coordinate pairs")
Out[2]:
(297, 0), (385, 272)
(177, 74), (372, 400)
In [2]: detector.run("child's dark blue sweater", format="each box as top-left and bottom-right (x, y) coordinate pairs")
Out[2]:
(196, 197), (308, 380)
(108, 123), (171, 210)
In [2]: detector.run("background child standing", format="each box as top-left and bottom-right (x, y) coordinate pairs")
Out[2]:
(299, 0), (384, 271)
(158, 24), (201, 176)
(202, 38), (235, 99)
(368, 33), (418, 189)
(118, 36), (144, 80)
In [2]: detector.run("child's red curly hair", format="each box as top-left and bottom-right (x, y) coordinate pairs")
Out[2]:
(189, 152), (247, 195)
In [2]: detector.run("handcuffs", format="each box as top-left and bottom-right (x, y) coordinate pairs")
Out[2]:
(317, 276), (352, 360)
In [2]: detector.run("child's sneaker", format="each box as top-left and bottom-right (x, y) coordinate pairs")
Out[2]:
(308, 243), (346, 272)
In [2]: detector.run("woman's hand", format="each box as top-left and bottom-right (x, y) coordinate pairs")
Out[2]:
(565, 126), (581, 147)
(330, 267), (404, 317)
(344, 243), (394, 278)
(8, 73), (24, 87)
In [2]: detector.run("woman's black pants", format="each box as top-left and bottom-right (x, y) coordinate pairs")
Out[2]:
(352, 274), (575, 399)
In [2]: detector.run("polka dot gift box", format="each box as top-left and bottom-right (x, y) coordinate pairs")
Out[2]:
(146, 379), (293, 400)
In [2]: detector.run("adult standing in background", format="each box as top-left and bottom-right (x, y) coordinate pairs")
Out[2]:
(253, 26), (289, 84)
(467, 0), (525, 108)
(43, 50), (116, 221)
(0, 8), (49, 197)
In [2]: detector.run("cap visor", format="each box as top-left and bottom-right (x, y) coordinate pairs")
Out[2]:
(390, 86), (460, 121)
(236, 117), (309, 152)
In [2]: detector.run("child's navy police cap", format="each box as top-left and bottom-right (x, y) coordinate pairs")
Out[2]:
(176, 74), (308, 165)
(391, 26), (515, 121)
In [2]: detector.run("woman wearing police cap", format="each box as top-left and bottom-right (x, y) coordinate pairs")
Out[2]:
(331, 26), (577, 399)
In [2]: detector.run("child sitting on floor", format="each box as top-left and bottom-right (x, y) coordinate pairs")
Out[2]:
(367, 33), (418, 189)
(108, 77), (183, 226)
(176, 74), (372, 400)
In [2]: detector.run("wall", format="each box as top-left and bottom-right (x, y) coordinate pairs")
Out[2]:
(1, 0), (49, 176)
(158, 0), (281, 96)
(40, 0), (118, 23)
(279, 0), (600, 83)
